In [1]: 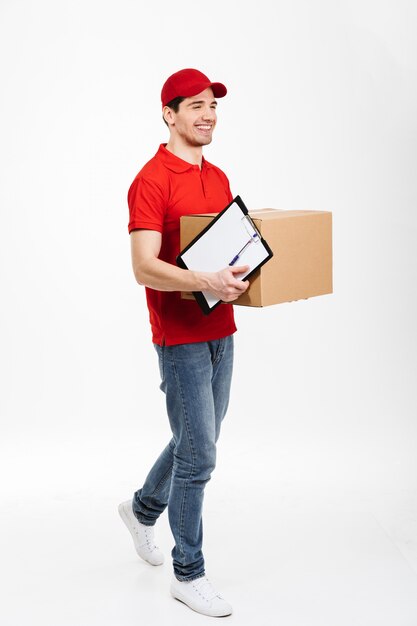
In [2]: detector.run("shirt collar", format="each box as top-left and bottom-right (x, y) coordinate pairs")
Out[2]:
(156, 143), (212, 173)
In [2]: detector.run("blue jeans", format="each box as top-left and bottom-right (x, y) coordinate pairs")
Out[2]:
(132, 335), (234, 581)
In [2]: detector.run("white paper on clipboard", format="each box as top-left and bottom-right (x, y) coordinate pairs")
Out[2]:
(179, 199), (271, 309)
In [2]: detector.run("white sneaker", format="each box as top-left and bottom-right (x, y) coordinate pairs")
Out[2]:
(118, 500), (164, 566)
(170, 574), (233, 617)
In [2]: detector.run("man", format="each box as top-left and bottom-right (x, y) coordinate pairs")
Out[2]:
(119, 68), (249, 618)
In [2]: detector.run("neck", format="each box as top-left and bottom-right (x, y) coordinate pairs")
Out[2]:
(165, 138), (203, 169)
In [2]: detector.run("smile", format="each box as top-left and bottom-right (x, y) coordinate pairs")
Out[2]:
(195, 125), (212, 132)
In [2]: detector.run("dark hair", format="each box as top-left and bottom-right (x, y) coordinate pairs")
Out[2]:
(162, 96), (185, 127)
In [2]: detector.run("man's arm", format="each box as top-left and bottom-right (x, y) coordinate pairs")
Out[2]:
(130, 229), (250, 303)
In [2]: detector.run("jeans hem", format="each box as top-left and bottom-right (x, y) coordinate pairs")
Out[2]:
(174, 571), (206, 582)
(133, 513), (156, 527)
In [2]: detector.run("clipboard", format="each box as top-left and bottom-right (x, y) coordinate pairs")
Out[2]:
(176, 195), (273, 315)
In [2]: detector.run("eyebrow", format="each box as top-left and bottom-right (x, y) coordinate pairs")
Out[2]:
(187, 100), (218, 107)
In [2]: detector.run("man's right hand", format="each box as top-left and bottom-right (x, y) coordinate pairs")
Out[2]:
(206, 265), (250, 302)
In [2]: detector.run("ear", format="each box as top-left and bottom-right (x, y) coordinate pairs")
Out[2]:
(163, 106), (176, 126)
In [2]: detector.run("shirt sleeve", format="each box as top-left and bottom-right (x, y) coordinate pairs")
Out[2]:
(127, 175), (166, 234)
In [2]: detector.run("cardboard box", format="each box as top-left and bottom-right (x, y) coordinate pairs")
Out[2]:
(180, 208), (333, 307)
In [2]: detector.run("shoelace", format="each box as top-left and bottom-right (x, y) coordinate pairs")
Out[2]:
(137, 524), (159, 552)
(192, 576), (221, 602)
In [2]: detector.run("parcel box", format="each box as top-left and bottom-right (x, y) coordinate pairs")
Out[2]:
(180, 208), (333, 307)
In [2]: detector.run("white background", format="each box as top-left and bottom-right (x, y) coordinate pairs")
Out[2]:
(1, 1), (416, 624)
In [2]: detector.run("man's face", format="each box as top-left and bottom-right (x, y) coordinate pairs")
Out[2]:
(165, 87), (218, 147)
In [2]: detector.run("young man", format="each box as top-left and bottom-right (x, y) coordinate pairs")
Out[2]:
(119, 68), (249, 618)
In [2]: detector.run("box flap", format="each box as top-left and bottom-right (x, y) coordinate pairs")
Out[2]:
(249, 209), (332, 220)
(181, 209), (332, 221)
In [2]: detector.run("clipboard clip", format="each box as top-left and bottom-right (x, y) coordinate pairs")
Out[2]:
(229, 215), (261, 266)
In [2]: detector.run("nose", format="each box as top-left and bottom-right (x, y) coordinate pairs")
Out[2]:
(202, 106), (216, 121)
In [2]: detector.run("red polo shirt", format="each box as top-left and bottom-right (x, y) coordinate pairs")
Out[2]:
(127, 143), (237, 346)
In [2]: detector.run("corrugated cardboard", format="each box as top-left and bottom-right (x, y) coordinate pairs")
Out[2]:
(180, 208), (333, 307)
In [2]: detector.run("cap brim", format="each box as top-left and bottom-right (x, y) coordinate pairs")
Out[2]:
(209, 82), (227, 98)
(180, 81), (227, 99)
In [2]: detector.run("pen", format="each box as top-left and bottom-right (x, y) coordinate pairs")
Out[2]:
(229, 234), (258, 266)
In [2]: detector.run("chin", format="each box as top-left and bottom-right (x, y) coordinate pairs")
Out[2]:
(189, 137), (212, 147)
(199, 136), (213, 145)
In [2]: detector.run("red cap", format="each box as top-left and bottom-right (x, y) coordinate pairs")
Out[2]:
(161, 68), (227, 108)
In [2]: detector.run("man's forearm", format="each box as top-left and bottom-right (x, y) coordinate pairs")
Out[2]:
(133, 257), (211, 292)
